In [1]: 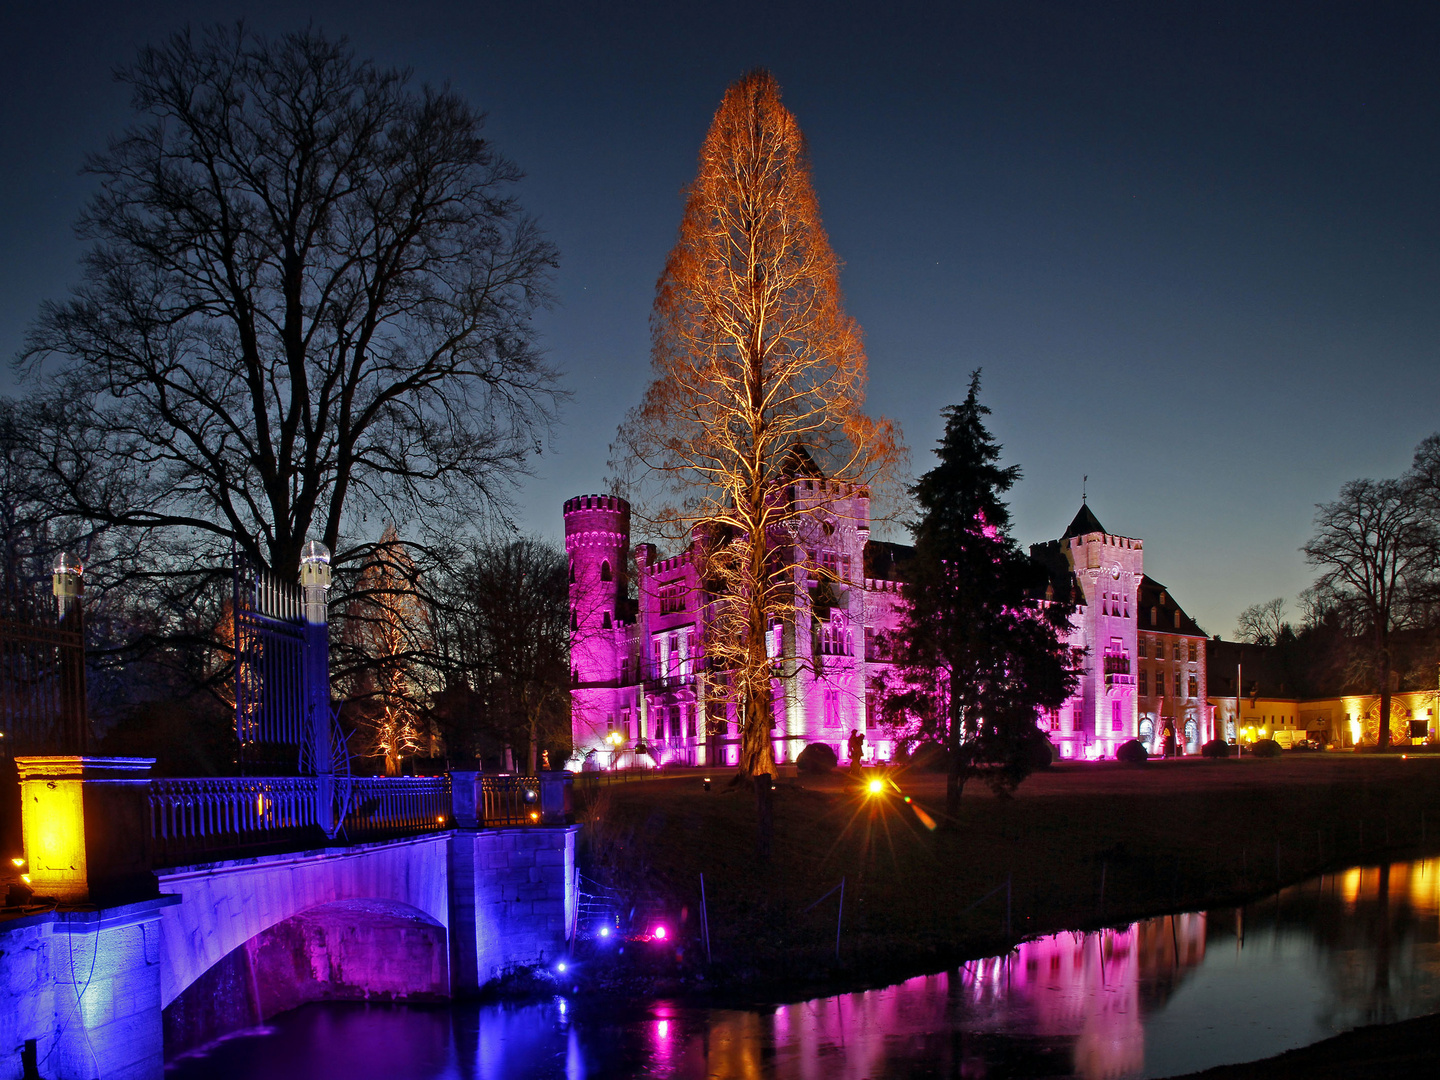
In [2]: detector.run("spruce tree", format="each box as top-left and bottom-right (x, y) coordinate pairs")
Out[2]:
(884, 372), (1077, 820)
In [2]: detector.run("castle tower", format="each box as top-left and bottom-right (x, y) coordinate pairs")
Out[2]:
(565, 495), (630, 760)
(564, 494), (629, 685)
(1061, 503), (1143, 756)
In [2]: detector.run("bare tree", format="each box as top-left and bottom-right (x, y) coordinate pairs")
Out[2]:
(612, 71), (902, 798)
(1303, 478), (1433, 750)
(436, 538), (570, 772)
(1235, 597), (1288, 645)
(18, 25), (561, 623)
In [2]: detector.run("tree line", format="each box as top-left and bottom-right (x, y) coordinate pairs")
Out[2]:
(1236, 435), (1440, 750)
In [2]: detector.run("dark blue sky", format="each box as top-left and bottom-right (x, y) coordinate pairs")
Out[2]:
(3, 1), (1438, 637)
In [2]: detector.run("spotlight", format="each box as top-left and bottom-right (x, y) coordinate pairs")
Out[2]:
(599, 926), (610, 938)
(867, 778), (884, 795)
(654, 925), (667, 940)
(557, 961), (567, 973)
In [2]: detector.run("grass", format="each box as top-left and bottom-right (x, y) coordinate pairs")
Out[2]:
(573, 754), (1440, 1001)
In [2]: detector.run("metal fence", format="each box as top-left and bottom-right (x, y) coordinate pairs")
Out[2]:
(480, 774), (544, 825)
(0, 584), (87, 754)
(342, 776), (452, 839)
(150, 777), (320, 866)
(149, 775), (453, 864)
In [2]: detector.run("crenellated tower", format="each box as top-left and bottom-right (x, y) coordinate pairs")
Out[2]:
(564, 494), (630, 688)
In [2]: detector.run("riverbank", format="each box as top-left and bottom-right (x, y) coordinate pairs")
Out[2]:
(1167, 1011), (1440, 1078)
(573, 754), (1440, 1005)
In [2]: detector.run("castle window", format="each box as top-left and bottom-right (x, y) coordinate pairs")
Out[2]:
(687, 704), (698, 739)
(1137, 639), (1147, 659)
(1150, 607), (1157, 626)
(600, 561), (612, 582)
(1139, 671), (1148, 695)
(1172, 643), (1182, 661)
(571, 610), (578, 630)
(569, 559), (575, 583)
(1188, 641), (1198, 662)
(1174, 671), (1183, 697)
(1112, 701), (1122, 732)
(602, 611), (612, 629)
(1188, 675), (1199, 698)
(1174, 610), (1181, 629)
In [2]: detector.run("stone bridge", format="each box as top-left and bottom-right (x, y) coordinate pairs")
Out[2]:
(0, 759), (579, 1080)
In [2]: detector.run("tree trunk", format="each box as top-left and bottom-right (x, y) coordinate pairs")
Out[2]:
(1378, 639), (1393, 752)
(528, 712), (539, 774)
(945, 672), (966, 823)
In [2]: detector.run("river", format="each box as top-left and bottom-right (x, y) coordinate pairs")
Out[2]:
(166, 856), (1440, 1079)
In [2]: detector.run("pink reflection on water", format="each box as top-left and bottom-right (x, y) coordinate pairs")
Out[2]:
(657, 914), (1207, 1080)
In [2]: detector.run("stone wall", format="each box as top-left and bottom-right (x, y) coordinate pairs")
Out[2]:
(459, 826), (578, 987)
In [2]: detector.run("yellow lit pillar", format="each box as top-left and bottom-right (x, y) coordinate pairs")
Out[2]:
(16, 756), (156, 904)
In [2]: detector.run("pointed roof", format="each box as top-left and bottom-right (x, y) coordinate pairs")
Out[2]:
(1062, 502), (1107, 539)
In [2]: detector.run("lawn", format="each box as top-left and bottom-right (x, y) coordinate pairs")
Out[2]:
(573, 754), (1440, 1000)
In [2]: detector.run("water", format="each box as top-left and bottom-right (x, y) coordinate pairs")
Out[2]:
(167, 857), (1440, 1079)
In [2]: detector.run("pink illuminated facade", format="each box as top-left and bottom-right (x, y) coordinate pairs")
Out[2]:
(567, 493), (1210, 768)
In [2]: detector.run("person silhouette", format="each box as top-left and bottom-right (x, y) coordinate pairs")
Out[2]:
(847, 729), (865, 777)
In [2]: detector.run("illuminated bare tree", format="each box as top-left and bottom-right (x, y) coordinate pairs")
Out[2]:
(613, 70), (902, 791)
(344, 526), (435, 774)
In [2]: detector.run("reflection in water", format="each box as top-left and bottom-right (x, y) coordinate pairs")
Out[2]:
(168, 857), (1440, 1080)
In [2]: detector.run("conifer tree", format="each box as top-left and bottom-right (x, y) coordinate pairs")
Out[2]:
(884, 373), (1077, 820)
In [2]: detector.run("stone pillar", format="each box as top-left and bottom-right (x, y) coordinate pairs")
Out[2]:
(449, 825), (580, 990)
(16, 757), (156, 906)
(539, 771), (573, 825)
(299, 540), (335, 836)
(450, 771), (481, 829)
(47, 898), (178, 1080)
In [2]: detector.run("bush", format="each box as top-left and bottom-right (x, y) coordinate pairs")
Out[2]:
(1251, 738), (1282, 759)
(1116, 739), (1149, 764)
(1024, 729), (1057, 770)
(1200, 738), (1231, 759)
(796, 742), (839, 773)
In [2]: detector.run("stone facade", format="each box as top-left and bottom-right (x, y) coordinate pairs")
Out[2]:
(568, 494), (1213, 765)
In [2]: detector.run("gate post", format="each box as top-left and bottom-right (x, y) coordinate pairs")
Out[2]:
(51, 552), (87, 754)
(300, 541), (336, 836)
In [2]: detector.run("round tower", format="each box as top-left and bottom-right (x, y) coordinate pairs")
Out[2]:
(563, 494), (630, 686)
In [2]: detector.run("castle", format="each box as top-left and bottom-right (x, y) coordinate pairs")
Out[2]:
(565, 492), (1212, 768)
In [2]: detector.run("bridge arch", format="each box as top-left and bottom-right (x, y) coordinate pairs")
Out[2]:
(155, 834), (450, 1009)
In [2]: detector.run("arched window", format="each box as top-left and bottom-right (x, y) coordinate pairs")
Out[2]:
(600, 561), (612, 582)
(602, 611), (612, 629)
(569, 559), (575, 583)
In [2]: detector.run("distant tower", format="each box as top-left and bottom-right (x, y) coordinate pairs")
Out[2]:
(564, 494), (630, 691)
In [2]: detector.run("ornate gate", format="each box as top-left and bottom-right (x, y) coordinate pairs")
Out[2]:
(232, 547), (349, 835)
(0, 567), (87, 755)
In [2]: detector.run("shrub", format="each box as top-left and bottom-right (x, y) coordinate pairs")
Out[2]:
(1251, 738), (1282, 759)
(1116, 739), (1149, 764)
(1200, 738), (1231, 759)
(1024, 729), (1057, 770)
(796, 742), (839, 773)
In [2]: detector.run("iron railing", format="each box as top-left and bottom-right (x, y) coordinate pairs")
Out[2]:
(149, 775), (453, 863)
(480, 774), (544, 825)
(342, 776), (452, 839)
(149, 777), (320, 865)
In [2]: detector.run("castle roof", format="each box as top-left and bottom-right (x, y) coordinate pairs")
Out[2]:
(1062, 502), (1107, 539)
(1138, 575), (1206, 637)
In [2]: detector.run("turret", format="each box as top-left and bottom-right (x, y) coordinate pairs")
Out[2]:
(564, 494), (630, 686)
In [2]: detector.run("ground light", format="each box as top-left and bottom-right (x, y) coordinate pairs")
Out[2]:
(867, 778), (885, 795)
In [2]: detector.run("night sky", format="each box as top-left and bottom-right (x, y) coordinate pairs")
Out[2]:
(3, 2), (1438, 638)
